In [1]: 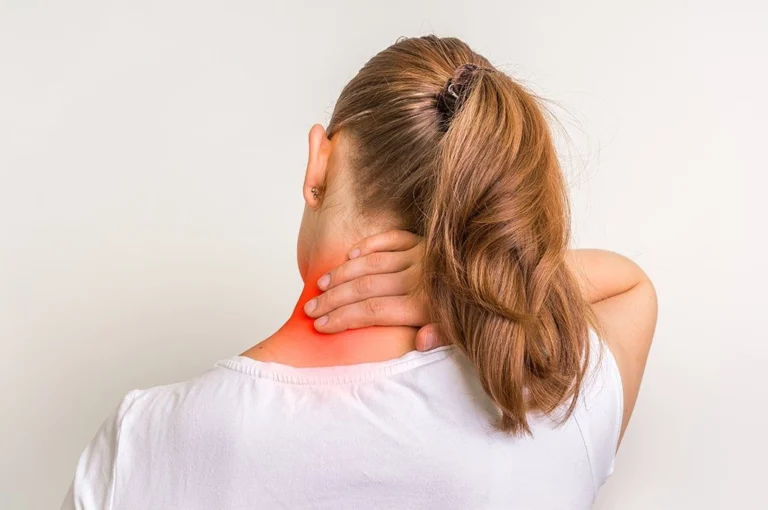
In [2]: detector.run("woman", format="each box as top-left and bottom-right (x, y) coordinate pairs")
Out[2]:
(62, 35), (656, 509)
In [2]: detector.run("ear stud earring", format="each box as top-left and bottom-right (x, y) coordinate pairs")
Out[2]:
(311, 186), (321, 200)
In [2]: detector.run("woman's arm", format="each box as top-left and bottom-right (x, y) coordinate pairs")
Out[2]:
(568, 249), (658, 442)
(567, 249), (650, 304)
(307, 234), (657, 442)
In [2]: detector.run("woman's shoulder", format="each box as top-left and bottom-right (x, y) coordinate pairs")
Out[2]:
(125, 360), (251, 413)
(571, 329), (625, 493)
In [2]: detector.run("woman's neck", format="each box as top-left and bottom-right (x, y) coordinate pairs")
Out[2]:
(242, 251), (418, 367)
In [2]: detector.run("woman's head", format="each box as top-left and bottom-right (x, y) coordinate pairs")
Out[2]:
(300, 35), (594, 435)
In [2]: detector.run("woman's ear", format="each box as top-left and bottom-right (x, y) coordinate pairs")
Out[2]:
(303, 124), (332, 208)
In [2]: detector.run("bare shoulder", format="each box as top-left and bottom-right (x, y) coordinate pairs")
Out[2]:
(591, 266), (658, 444)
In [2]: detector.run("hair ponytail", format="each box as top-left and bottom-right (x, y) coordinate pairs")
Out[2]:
(424, 65), (593, 434)
(328, 35), (595, 435)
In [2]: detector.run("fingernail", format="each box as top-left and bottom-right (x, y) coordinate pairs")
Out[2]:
(315, 315), (328, 327)
(349, 248), (361, 259)
(317, 274), (330, 289)
(422, 333), (436, 351)
(304, 298), (317, 314)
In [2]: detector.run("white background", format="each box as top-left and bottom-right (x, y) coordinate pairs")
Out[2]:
(1, 1), (764, 508)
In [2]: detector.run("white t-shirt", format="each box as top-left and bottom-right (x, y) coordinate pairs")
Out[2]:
(62, 331), (622, 510)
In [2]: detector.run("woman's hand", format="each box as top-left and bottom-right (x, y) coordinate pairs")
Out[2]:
(303, 230), (443, 351)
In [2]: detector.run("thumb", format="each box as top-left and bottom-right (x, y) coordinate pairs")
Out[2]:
(415, 323), (446, 352)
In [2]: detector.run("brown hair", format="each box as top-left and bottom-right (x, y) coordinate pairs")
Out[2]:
(327, 35), (595, 435)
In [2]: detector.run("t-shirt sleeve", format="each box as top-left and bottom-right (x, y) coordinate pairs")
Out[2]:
(60, 391), (138, 510)
(574, 330), (624, 494)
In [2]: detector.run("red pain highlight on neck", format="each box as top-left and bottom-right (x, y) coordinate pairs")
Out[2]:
(249, 250), (418, 366)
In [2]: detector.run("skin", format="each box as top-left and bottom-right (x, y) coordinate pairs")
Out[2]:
(241, 125), (429, 367)
(313, 238), (657, 445)
(246, 123), (658, 444)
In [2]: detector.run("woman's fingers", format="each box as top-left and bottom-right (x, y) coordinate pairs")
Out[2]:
(347, 230), (421, 260)
(313, 295), (430, 334)
(317, 249), (418, 291)
(306, 267), (417, 319)
(415, 324), (447, 351)
(306, 229), (429, 333)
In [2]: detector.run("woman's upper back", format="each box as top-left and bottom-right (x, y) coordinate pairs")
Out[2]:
(62, 332), (622, 510)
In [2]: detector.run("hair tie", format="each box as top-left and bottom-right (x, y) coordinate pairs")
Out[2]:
(436, 63), (494, 132)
